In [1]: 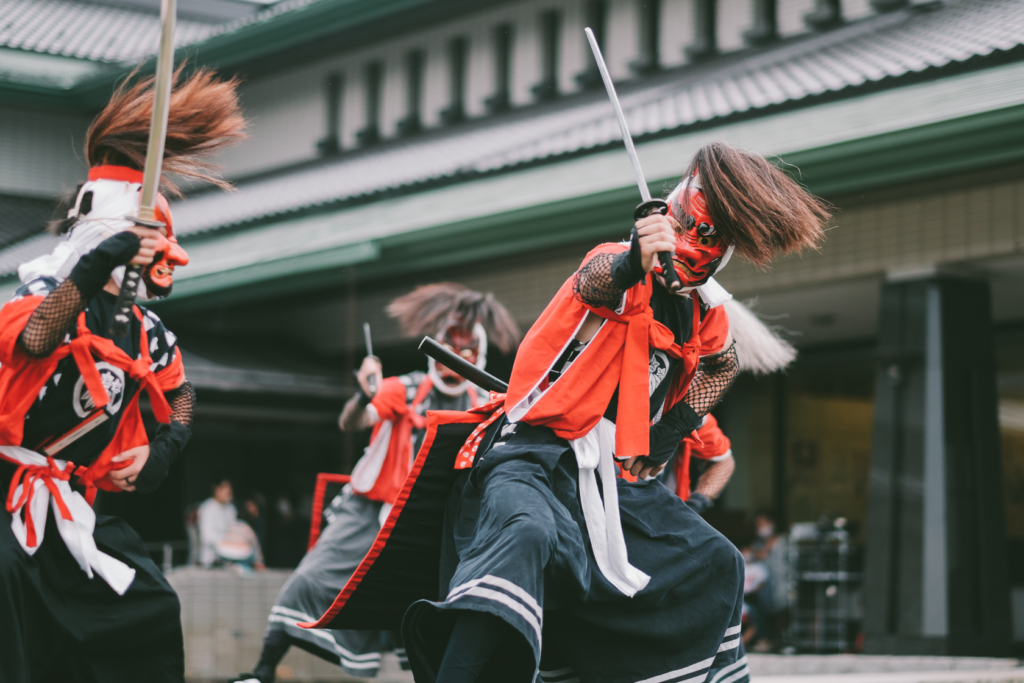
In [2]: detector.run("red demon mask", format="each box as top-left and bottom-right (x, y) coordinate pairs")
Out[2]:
(666, 184), (727, 287)
(143, 193), (189, 298)
(436, 325), (480, 386)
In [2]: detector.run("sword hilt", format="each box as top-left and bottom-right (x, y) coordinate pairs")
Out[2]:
(633, 199), (682, 293)
(109, 215), (164, 337)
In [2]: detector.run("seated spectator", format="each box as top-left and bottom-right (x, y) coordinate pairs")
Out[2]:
(197, 478), (236, 567)
(216, 520), (265, 572)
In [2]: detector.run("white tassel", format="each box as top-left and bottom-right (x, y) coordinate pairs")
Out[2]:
(724, 298), (797, 374)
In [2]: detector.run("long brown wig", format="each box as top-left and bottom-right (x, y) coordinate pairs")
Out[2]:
(85, 65), (247, 196)
(386, 283), (521, 354)
(679, 142), (831, 266)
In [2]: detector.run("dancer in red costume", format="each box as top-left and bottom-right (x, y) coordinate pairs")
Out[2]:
(235, 284), (519, 683)
(388, 142), (830, 683)
(0, 69), (244, 683)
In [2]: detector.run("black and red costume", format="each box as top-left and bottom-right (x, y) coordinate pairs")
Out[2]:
(305, 143), (828, 683)
(238, 284), (518, 683)
(0, 168), (195, 683)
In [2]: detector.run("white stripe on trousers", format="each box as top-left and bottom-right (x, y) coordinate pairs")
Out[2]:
(266, 615), (382, 668)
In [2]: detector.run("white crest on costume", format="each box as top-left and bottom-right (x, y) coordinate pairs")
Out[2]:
(17, 178), (158, 302)
(72, 361), (125, 417)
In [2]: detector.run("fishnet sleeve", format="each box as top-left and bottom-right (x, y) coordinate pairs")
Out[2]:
(693, 455), (736, 500)
(573, 253), (624, 309)
(165, 380), (196, 427)
(682, 341), (739, 417)
(19, 279), (87, 358)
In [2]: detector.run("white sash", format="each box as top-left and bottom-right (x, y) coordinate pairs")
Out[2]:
(1, 446), (136, 595)
(570, 418), (650, 596)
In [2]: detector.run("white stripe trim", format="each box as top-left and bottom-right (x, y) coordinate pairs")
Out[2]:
(450, 586), (542, 644)
(723, 624), (741, 637)
(634, 655), (716, 683)
(709, 657), (748, 683)
(448, 575), (543, 620)
(541, 667), (574, 677)
(677, 673), (711, 683)
(718, 666), (749, 683)
(718, 637), (741, 653)
(270, 605), (316, 621)
(266, 615), (382, 666)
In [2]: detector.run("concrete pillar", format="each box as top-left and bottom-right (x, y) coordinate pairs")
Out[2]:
(864, 274), (1011, 655)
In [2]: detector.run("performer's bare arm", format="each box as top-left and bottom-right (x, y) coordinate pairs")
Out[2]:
(338, 356), (383, 432)
(19, 227), (162, 358)
(573, 215), (677, 342)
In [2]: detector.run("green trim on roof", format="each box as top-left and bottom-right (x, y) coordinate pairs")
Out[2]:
(150, 100), (1024, 313)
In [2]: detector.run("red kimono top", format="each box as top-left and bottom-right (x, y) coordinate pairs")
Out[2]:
(504, 242), (729, 460)
(0, 280), (180, 498)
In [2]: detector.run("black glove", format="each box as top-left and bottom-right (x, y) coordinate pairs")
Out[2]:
(69, 232), (141, 300)
(133, 420), (191, 494)
(686, 492), (711, 515)
(647, 401), (701, 466)
(610, 227), (647, 291)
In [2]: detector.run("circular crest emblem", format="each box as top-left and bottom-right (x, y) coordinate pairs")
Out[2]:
(72, 362), (125, 418)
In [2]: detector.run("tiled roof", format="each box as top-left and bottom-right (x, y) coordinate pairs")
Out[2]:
(0, 0), (335, 66)
(167, 0), (1024, 237)
(0, 0), (1021, 280)
(0, 0), (219, 64)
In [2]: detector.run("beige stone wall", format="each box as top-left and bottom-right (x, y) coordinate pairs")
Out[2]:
(717, 172), (1024, 296)
(170, 567), (411, 682)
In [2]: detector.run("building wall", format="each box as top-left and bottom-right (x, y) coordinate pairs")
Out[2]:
(214, 0), (889, 180)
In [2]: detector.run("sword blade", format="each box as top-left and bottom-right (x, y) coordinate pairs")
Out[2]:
(585, 27), (651, 202)
(363, 322), (374, 358)
(110, 0), (177, 336)
(139, 0), (177, 218)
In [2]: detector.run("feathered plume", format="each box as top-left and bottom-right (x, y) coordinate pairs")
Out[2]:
(723, 298), (797, 375)
(387, 283), (521, 354)
(85, 65), (247, 196)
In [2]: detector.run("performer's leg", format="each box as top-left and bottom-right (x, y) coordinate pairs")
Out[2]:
(239, 491), (385, 680)
(544, 477), (748, 683)
(403, 434), (588, 683)
(435, 610), (510, 682)
(251, 630), (290, 683)
(0, 510), (184, 683)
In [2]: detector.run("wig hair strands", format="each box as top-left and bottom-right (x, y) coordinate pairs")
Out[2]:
(680, 142), (831, 267)
(85, 65), (247, 196)
(386, 283), (521, 354)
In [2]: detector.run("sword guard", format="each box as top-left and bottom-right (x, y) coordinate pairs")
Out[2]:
(634, 199), (683, 292)
(633, 198), (668, 220)
(129, 216), (166, 230)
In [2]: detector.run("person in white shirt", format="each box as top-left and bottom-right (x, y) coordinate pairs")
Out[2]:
(197, 478), (237, 567)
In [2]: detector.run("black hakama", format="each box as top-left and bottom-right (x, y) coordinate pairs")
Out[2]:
(0, 468), (184, 683)
(401, 422), (749, 683)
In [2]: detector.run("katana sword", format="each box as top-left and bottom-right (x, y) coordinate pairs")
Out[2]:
(584, 27), (682, 293)
(363, 322), (377, 395)
(110, 0), (178, 336)
(419, 337), (508, 394)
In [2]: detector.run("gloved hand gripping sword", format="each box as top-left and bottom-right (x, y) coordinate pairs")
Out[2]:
(110, 0), (177, 336)
(584, 27), (682, 293)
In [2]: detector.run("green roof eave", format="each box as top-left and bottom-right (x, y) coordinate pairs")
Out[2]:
(160, 110), (1024, 313)
(2, 61), (1022, 307)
